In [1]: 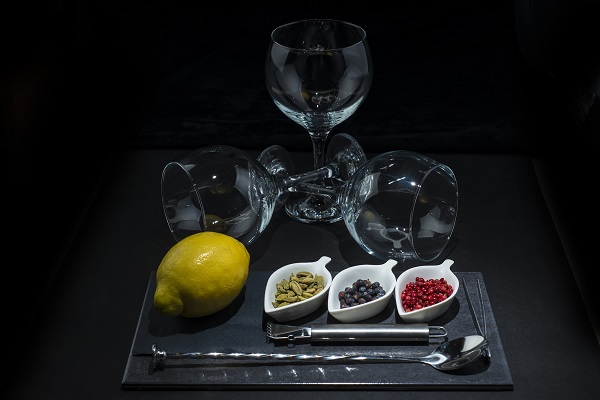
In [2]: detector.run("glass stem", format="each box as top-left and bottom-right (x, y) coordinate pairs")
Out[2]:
(281, 165), (335, 188)
(279, 130), (341, 196)
(309, 131), (330, 170)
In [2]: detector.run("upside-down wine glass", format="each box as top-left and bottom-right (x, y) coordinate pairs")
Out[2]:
(161, 145), (292, 246)
(265, 19), (373, 224)
(161, 133), (367, 246)
(340, 150), (459, 263)
(281, 149), (459, 263)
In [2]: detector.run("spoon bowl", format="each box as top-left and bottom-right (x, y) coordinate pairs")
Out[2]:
(417, 334), (488, 370)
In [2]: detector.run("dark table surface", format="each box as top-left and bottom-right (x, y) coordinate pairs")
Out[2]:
(2, 149), (599, 399)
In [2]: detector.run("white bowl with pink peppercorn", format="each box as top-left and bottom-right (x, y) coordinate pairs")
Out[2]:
(395, 259), (459, 323)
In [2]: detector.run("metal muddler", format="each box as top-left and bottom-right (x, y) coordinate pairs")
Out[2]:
(266, 321), (447, 345)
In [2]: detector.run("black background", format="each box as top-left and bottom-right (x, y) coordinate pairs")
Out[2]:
(2, 0), (599, 388)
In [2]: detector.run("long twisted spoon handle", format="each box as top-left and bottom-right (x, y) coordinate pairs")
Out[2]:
(151, 344), (429, 370)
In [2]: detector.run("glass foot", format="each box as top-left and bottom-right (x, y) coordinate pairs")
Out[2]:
(257, 144), (294, 210)
(284, 186), (343, 224)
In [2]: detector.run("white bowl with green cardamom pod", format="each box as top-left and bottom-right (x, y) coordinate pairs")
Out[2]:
(264, 256), (333, 322)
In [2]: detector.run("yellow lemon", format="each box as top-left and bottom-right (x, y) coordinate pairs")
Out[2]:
(154, 232), (250, 318)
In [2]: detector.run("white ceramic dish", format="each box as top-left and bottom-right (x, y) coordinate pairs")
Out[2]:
(327, 259), (398, 323)
(395, 259), (459, 323)
(264, 256), (333, 322)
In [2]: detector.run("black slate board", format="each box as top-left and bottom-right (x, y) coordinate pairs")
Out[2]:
(122, 271), (512, 390)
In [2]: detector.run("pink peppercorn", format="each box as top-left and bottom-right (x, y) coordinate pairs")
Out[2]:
(400, 276), (453, 312)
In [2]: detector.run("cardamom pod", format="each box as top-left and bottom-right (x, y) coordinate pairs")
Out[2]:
(271, 270), (325, 308)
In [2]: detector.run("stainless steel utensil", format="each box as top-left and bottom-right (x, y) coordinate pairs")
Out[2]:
(150, 335), (488, 371)
(266, 321), (448, 344)
(463, 277), (491, 360)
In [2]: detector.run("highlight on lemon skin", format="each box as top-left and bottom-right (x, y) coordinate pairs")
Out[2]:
(153, 231), (250, 318)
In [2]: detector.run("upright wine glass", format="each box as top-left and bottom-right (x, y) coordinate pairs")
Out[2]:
(265, 19), (373, 224)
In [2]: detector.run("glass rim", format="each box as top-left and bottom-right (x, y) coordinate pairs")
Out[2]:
(270, 19), (367, 51)
(161, 160), (207, 242)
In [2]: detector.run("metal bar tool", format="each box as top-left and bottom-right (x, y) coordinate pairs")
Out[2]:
(266, 322), (447, 345)
(462, 277), (491, 360)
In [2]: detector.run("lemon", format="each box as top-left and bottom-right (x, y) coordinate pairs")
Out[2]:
(153, 232), (250, 318)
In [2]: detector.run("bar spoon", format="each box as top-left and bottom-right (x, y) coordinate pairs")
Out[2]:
(151, 334), (488, 371)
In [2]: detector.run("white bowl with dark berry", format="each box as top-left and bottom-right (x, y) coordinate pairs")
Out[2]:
(395, 259), (459, 323)
(327, 259), (398, 323)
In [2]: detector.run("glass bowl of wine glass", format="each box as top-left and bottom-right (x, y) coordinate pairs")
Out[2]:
(161, 145), (293, 246)
(340, 150), (459, 263)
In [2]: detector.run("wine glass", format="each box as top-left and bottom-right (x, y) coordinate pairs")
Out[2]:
(339, 150), (459, 263)
(161, 145), (292, 246)
(161, 133), (367, 246)
(265, 19), (373, 224)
